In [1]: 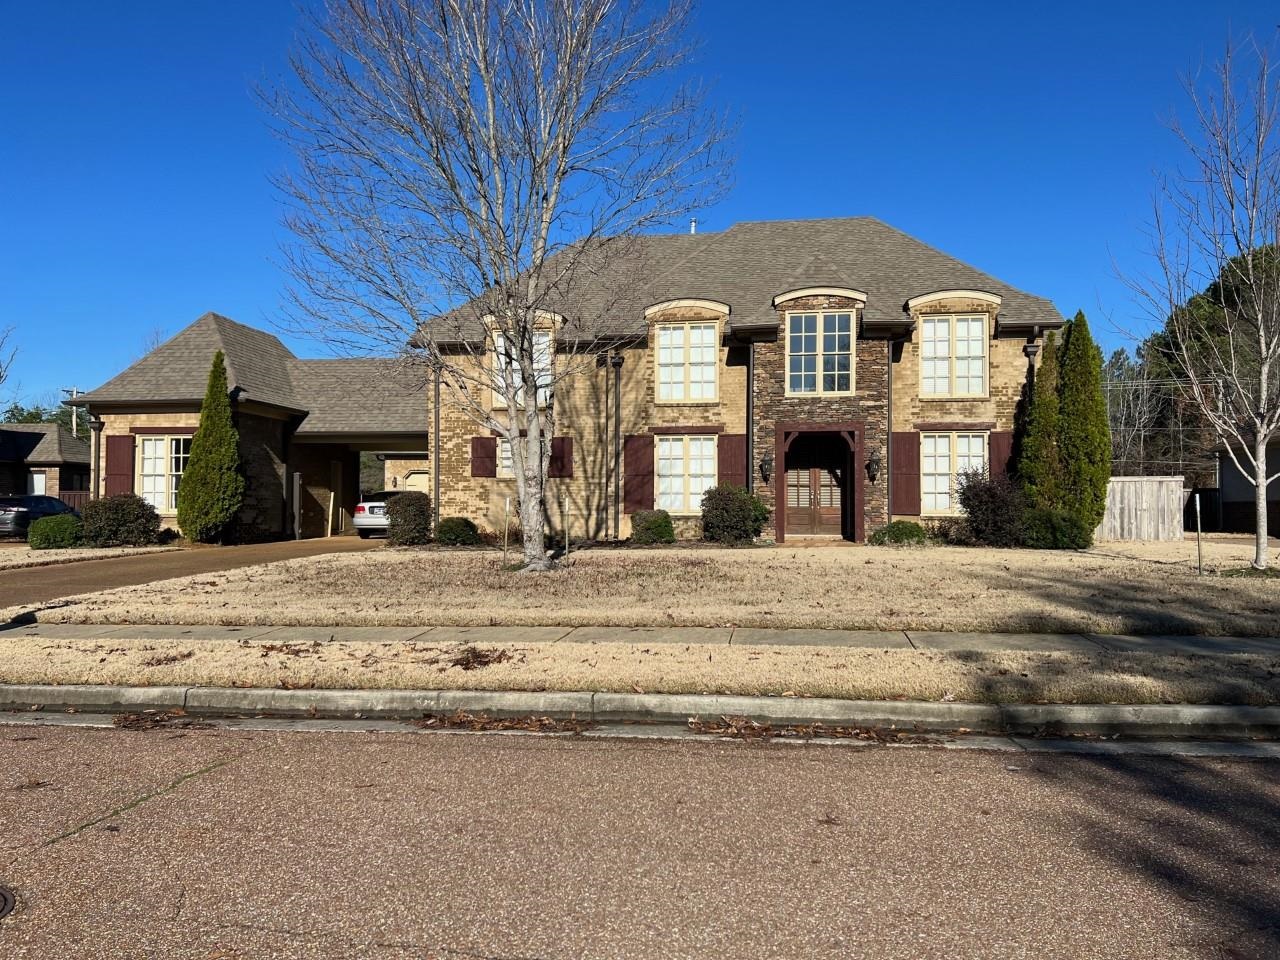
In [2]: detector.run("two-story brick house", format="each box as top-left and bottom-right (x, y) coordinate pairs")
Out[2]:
(76, 217), (1063, 542)
(387, 217), (1063, 542)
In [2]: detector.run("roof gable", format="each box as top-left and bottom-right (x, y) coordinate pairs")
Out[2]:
(77, 312), (301, 409)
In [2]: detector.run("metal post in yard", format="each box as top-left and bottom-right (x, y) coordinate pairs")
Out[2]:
(561, 494), (568, 557)
(1195, 493), (1203, 576)
(503, 497), (510, 565)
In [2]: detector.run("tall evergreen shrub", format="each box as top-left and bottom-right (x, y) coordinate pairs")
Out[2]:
(1057, 311), (1111, 531)
(1017, 329), (1064, 510)
(177, 351), (245, 543)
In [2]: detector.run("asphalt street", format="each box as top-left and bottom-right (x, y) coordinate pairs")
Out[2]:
(0, 724), (1277, 959)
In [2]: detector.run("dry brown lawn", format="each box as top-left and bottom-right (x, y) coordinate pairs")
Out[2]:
(0, 545), (177, 571)
(2, 633), (1278, 705)
(5, 536), (1277, 636)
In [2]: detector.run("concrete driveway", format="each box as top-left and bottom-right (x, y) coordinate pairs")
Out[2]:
(0, 537), (378, 609)
(0, 725), (1276, 959)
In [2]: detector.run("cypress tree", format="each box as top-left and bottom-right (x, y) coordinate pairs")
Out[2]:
(177, 351), (245, 543)
(1016, 329), (1064, 510)
(1057, 311), (1112, 531)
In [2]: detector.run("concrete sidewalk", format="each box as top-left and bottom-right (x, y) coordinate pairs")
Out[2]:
(3, 619), (1278, 655)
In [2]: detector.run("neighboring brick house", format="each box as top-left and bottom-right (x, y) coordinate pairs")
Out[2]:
(74, 312), (428, 539)
(0, 424), (91, 503)
(77, 217), (1063, 542)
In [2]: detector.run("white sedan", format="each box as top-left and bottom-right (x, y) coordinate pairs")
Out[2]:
(353, 490), (402, 538)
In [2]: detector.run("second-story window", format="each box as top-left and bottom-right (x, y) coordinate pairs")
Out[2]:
(787, 312), (853, 394)
(921, 314), (987, 397)
(656, 322), (718, 402)
(493, 331), (553, 407)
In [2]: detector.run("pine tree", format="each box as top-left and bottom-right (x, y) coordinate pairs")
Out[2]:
(1016, 329), (1064, 509)
(1057, 311), (1112, 531)
(177, 351), (245, 543)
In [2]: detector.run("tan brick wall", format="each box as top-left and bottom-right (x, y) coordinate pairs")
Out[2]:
(411, 306), (750, 542)
(93, 409), (201, 508)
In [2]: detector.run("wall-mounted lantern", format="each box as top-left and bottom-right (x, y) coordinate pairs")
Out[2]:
(865, 451), (882, 484)
(759, 453), (774, 485)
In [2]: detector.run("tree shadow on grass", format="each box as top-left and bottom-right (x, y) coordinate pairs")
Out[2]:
(945, 648), (1280, 707)
(968, 562), (1280, 637)
(1032, 754), (1280, 957)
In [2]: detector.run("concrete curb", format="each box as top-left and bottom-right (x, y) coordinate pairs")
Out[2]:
(3, 683), (1280, 738)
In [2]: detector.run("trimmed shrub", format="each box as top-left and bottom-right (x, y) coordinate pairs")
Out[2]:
(1021, 507), (1093, 550)
(387, 492), (432, 546)
(28, 514), (83, 550)
(956, 470), (1025, 548)
(700, 483), (769, 544)
(630, 509), (675, 545)
(177, 350), (245, 543)
(82, 494), (161, 547)
(868, 520), (927, 546)
(435, 516), (483, 546)
(481, 520), (524, 548)
(927, 516), (974, 546)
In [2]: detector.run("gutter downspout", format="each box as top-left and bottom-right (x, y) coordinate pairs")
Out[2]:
(432, 368), (441, 536)
(603, 353), (611, 539)
(746, 340), (754, 494)
(89, 412), (103, 500)
(612, 352), (623, 540)
(885, 335), (893, 518)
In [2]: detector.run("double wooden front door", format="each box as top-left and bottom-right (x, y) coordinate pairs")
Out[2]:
(785, 466), (842, 535)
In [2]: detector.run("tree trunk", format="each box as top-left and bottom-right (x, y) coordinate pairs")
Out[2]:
(519, 427), (550, 571)
(1254, 436), (1270, 570)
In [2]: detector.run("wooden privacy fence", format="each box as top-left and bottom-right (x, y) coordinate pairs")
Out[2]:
(1095, 476), (1186, 542)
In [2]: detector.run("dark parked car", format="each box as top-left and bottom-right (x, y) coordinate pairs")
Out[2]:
(0, 495), (79, 540)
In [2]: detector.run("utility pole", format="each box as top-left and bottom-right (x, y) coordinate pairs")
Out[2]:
(60, 387), (80, 436)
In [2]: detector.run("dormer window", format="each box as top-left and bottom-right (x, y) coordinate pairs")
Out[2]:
(492, 330), (553, 408)
(786, 311), (853, 395)
(655, 321), (718, 403)
(920, 314), (987, 398)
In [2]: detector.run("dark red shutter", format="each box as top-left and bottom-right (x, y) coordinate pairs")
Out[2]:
(470, 436), (497, 478)
(623, 434), (654, 512)
(891, 431), (920, 516)
(718, 433), (748, 488)
(988, 431), (1014, 480)
(548, 437), (573, 478)
(104, 434), (135, 495)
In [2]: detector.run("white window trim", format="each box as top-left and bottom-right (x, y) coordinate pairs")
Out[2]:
(783, 310), (856, 397)
(491, 330), (553, 410)
(653, 319), (721, 405)
(918, 313), (991, 400)
(136, 434), (191, 515)
(920, 431), (989, 518)
(654, 434), (718, 516)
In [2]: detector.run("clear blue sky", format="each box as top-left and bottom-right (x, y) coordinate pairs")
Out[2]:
(2, 1), (1273, 402)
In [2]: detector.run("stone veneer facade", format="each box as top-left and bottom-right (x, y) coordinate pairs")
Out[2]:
(751, 293), (890, 542)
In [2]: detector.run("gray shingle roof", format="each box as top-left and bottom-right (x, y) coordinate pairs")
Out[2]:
(521, 216), (1065, 337)
(0, 424), (90, 465)
(77, 312), (427, 435)
(76, 313), (301, 408)
(288, 359), (428, 434)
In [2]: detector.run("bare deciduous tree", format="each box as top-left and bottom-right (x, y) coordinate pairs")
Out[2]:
(0, 327), (14, 397)
(1130, 38), (1280, 569)
(266, 0), (731, 569)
